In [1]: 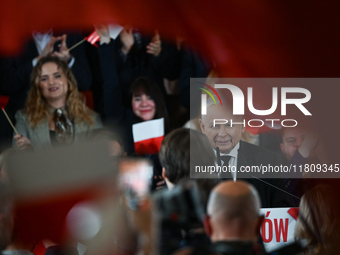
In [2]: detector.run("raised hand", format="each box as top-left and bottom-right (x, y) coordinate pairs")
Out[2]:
(37, 35), (60, 61)
(146, 31), (161, 57)
(52, 34), (71, 63)
(298, 131), (319, 158)
(120, 27), (134, 55)
(95, 25), (111, 45)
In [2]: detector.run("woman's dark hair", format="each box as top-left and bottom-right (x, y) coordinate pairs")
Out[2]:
(130, 77), (170, 132)
(159, 128), (218, 210)
(159, 128), (216, 184)
(159, 128), (191, 184)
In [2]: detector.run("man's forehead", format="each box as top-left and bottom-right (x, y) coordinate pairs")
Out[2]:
(283, 128), (305, 139)
(204, 105), (233, 119)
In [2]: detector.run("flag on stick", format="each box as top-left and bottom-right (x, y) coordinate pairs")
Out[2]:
(85, 30), (100, 47)
(69, 24), (122, 51)
(68, 38), (86, 51)
(68, 30), (100, 51)
(1, 107), (19, 135)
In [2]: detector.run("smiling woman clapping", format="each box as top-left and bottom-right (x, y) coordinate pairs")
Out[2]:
(13, 56), (102, 150)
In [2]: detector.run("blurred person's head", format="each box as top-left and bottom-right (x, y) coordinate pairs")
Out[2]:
(90, 128), (126, 158)
(0, 180), (14, 251)
(295, 185), (340, 255)
(280, 127), (305, 161)
(108, 136), (125, 158)
(131, 77), (169, 126)
(159, 128), (190, 189)
(204, 180), (263, 243)
(26, 56), (94, 128)
(159, 128), (215, 190)
(199, 98), (245, 154)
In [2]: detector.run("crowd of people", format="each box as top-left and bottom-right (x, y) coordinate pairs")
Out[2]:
(0, 26), (339, 255)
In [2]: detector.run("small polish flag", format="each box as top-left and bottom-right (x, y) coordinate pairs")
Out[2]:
(133, 118), (164, 155)
(85, 30), (100, 47)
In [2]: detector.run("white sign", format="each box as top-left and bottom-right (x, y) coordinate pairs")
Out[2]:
(260, 207), (299, 253)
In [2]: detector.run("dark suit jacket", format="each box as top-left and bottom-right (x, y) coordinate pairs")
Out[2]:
(223, 140), (290, 208)
(113, 33), (180, 108)
(276, 150), (320, 207)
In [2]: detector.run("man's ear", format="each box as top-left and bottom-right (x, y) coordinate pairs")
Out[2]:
(162, 167), (167, 179)
(203, 214), (212, 237)
(199, 119), (206, 134)
(280, 143), (284, 152)
(255, 215), (265, 236)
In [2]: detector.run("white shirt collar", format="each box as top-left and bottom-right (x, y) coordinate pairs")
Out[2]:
(32, 29), (53, 55)
(214, 142), (240, 181)
(219, 142), (240, 158)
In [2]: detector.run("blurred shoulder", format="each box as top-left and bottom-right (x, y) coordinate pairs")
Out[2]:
(88, 109), (103, 128)
(14, 109), (27, 120)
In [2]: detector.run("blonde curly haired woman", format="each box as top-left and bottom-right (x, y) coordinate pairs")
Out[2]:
(13, 56), (102, 150)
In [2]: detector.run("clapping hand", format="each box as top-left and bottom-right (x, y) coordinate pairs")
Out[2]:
(146, 31), (161, 57)
(37, 35), (60, 61)
(120, 27), (134, 55)
(51, 34), (71, 63)
(95, 25), (111, 45)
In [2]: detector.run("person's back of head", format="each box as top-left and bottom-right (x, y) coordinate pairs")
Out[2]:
(159, 128), (190, 187)
(159, 128), (216, 190)
(88, 127), (126, 157)
(204, 180), (263, 243)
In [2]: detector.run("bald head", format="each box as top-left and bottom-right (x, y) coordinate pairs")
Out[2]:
(208, 181), (261, 216)
(205, 181), (262, 242)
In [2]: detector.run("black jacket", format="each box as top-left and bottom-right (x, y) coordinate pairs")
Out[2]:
(223, 141), (290, 208)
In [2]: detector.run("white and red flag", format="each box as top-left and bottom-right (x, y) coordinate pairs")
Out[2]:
(132, 118), (164, 155)
(85, 30), (100, 47)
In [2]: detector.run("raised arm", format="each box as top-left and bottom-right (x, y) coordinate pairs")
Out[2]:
(96, 26), (127, 124)
(63, 33), (92, 91)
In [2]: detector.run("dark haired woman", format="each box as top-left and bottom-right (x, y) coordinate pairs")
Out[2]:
(96, 27), (170, 155)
